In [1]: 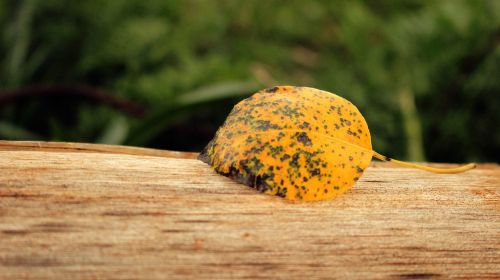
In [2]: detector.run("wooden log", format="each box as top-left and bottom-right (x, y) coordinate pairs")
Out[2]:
(0, 141), (498, 279)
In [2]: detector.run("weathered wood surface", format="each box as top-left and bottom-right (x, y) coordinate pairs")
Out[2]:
(0, 141), (498, 279)
(0, 140), (198, 159)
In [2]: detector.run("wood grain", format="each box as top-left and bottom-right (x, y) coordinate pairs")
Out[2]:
(0, 140), (198, 159)
(0, 142), (498, 279)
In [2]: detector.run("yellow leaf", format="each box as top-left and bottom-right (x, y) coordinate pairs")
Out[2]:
(199, 86), (475, 201)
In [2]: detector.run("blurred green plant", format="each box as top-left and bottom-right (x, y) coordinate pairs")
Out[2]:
(0, 0), (498, 162)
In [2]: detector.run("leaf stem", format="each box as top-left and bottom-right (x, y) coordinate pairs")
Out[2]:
(372, 151), (475, 174)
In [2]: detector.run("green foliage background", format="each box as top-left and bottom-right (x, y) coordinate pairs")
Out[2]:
(1, 0), (499, 162)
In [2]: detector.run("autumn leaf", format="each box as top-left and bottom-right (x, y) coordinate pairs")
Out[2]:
(199, 86), (475, 201)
